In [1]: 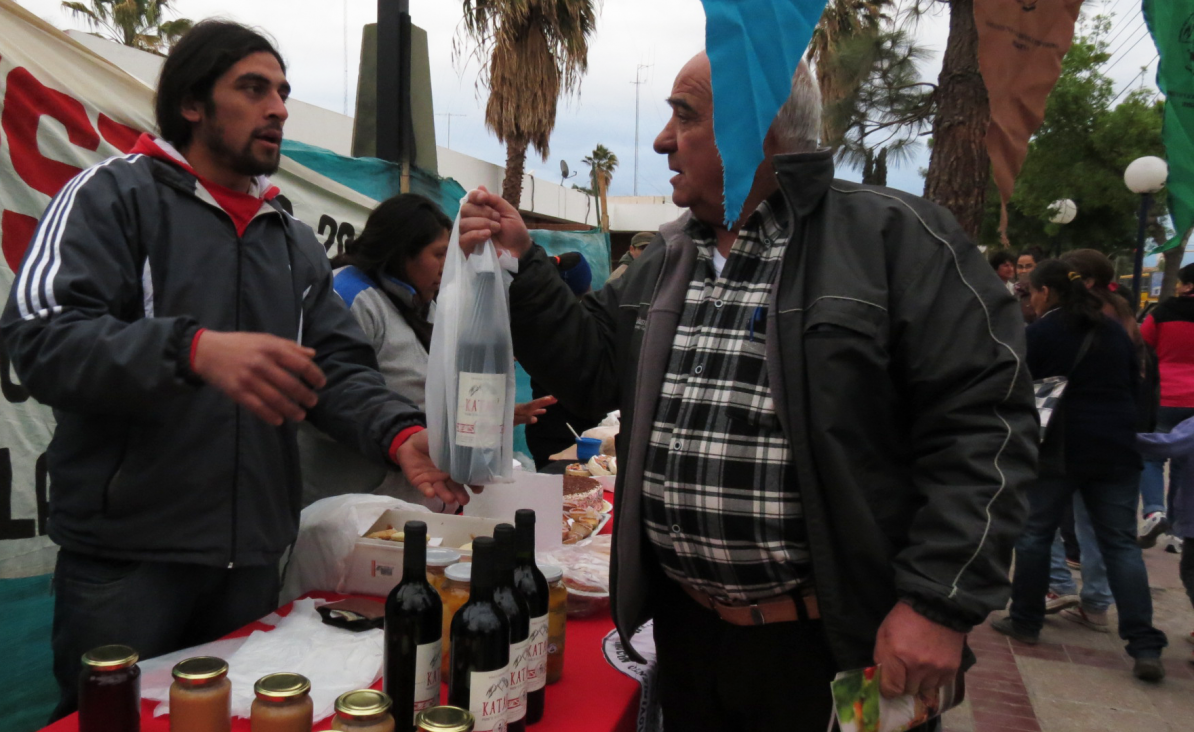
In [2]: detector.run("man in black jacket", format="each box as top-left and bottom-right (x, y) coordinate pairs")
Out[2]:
(2, 22), (462, 719)
(460, 53), (1036, 731)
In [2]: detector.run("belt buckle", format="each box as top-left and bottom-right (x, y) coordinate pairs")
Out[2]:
(748, 603), (766, 626)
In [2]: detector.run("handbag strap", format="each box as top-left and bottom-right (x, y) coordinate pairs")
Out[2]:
(1067, 327), (1097, 380)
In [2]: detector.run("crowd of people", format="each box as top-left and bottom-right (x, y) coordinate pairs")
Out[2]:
(5, 16), (1192, 732)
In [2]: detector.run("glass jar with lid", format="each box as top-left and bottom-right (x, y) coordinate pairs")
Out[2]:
(170, 656), (231, 732)
(79, 644), (140, 732)
(416, 705), (475, 732)
(331, 689), (395, 732)
(439, 562), (473, 678)
(250, 672), (313, 732)
(541, 564), (567, 684)
(426, 548), (462, 591)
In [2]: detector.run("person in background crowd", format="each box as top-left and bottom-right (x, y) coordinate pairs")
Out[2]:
(608, 231), (655, 281)
(460, 53), (1037, 731)
(1015, 247), (1045, 324)
(1045, 495), (1114, 633)
(0, 22), (461, 720)
(299, 194), (553, 507)
(525, 252), (601, 469)
(1136, 264), (1194, 551)
(993, 260), (1168, 680)
(989, 248), (1017, 294)
(1135, 415), (1194, 663)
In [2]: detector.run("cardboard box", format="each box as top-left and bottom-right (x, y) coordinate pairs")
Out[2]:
(342, 509), (502, 597)
(462, 473), (564, 552)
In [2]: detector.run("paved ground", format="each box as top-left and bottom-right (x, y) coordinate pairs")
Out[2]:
(942, 542), (1193, 732)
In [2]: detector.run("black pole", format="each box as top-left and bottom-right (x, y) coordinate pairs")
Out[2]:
(377, 0), (413, 164)
(1133, 192), (1151, 307)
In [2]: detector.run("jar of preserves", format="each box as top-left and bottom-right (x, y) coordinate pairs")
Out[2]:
(331, 689), (395, 732)
(439, 562), (472, 678)
(79, 644), (140, 732)
(542, 564), (567, 684)
(170, 657), (231, 732)
(250, 673), (313, 732)
(415, 706), (475, 732)
(426, 548), (462, 592)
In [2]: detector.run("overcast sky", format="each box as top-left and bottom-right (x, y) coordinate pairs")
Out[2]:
(14, 0), (1162, 199)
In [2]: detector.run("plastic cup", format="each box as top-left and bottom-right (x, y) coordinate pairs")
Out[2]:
(575, 437), (602, 463)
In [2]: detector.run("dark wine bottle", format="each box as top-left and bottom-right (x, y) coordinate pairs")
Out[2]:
(494, 524), (531, 732)
(451, 267), (512, 484)
(449, 536), (510, 732)
(384, 521), (444, 731)
(512, 510), (550, 725)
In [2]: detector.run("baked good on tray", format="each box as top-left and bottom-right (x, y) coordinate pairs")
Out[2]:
(563, 464), (604, 512)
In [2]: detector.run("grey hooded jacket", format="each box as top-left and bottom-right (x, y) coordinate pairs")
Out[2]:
(508, 150), (1038, 668)
(1, 149), (425, 567)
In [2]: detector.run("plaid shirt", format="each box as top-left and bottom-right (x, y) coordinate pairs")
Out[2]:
(641, 198), (813, 602)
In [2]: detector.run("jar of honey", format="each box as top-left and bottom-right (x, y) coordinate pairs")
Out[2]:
(331, 689), (395, 732)
(542, 564), (567, 684)
(250, 673), (313, 732)
(415, 706), (475, 732)
(79, 644), (140, 732)
(170, 657), (231, 732)
(439, 563), (472, 678)
(426, 548), (462, 592)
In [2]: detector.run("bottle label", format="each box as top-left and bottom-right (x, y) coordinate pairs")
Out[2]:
(456, 372), (507, 448)
(470, 665), (510, 732)
(506, 638), (529, 721)
(525, 615), (549, 692)
(413, 639), (442, 719)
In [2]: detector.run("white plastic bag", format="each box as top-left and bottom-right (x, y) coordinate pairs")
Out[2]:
(426, 194), (517, 484)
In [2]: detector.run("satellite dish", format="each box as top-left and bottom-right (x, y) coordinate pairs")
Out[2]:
(560, 160), (571, 178)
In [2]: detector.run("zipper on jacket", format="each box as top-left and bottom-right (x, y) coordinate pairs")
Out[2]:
(229, 232), (244, 569)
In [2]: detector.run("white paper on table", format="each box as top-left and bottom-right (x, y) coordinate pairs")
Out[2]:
(142, 599), (383, 722)
(462, 472), (564, 550)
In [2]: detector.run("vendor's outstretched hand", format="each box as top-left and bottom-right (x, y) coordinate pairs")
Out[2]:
(514, 395), (557, 426)
(459, 186), (532, 258)
(394, 430), (470, 506)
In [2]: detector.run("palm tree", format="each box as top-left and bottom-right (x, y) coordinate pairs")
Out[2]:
(583, 144), (617, 232)
(458, 0), (599, 209)
(809, 0), (893, 146)
(62, 0), (193, 55)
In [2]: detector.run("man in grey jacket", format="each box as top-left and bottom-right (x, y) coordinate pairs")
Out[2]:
(460, 54), (1037, 730)
(1, 22), (462, 720)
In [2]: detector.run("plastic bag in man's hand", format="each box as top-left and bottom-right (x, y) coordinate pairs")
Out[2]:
(426, 194), (517, 484)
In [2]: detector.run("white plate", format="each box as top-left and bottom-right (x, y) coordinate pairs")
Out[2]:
(601, 499), (614, 514)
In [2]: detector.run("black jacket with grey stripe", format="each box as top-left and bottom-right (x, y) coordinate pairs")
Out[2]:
(1, 151), (424, 567)
(509, 150), (1038, 668)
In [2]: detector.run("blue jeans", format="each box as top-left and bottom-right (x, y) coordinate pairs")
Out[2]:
(1048, 494), (1114, 612)
(1010, 472), (1168, 658)
(1140, 406), (1194, 515)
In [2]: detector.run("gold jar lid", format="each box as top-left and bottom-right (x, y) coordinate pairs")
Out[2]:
(253, 672), (311, 702)
(334, 689), (392, 718)
(416, 706), (475, 732)
(171, 657), (229, 685)
(82, 645), (138, 671)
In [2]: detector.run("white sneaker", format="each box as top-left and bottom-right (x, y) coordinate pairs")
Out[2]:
(1061, 606), (1110, 633)
(1165, 535), (1182, 554)
(1138, 512), (1170, 548)
(1045, 591), (1080, 614)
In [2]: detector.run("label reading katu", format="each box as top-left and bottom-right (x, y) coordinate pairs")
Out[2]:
(456, 372), (506, 448)
(525, 615), (549, 692)
(413, 639), (442, 719)
(470, 664), (510, 732)
(506, 638), (529, 721)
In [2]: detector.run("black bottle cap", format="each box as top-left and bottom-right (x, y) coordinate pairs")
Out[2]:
(404, 520), (428, 540)
(494, 524), (515, 572)
(471, 536), (496, 588)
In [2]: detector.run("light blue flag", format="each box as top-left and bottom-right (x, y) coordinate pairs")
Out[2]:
(700, 0), (828, 226)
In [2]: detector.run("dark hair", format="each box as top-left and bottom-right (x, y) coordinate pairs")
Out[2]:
(1017, 246), (1045, 264)
(1179, 263), (1194, 287)
(988, 249), (1016, 269)
(155, 20), (286, 149)
(1030, 259), (1105, 329)
(331, 194), (452, 279)
(1061, 248), (1141, 340)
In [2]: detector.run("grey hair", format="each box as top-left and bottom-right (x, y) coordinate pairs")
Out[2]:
(772, 60), (821, 153)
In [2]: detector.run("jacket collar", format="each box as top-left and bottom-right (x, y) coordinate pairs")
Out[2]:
(772, 148), (836, 218)
(130, 134), (280, 200)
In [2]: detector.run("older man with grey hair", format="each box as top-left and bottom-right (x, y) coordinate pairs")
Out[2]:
(459, 51), (1036, 731)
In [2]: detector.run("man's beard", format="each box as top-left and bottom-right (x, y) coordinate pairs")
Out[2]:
(199, 122), (281, 178)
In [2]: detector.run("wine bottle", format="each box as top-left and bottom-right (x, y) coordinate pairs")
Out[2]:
(451, 264), (512, 484)
(449, 537), (510, 732)
(494, 524), (531, 732)
(384, 521), (444, 731)
(512, 510), (550, 725)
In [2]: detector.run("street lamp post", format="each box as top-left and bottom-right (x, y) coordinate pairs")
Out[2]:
(1124, 156), (1169, 302)
(1049, 199), (1077, 256)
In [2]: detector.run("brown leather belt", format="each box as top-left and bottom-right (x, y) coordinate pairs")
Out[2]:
(680, 582), (820, 625)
